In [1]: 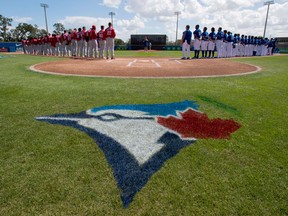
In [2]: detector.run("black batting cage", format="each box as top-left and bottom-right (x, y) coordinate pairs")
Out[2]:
(130, 34), (167, 50)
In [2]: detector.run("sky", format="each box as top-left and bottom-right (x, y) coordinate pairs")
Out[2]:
(1, 0), (288, 42)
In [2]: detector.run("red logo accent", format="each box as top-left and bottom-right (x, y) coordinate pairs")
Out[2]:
(157, 109), (241, 139)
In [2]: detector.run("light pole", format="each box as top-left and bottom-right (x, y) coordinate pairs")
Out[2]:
(175, 11), (181, 43)
(263, 0), (274, 38)
(40, 3), (49, 34)
(109, 12), (116, 26)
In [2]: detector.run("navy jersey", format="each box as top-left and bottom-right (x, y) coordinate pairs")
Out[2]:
(245, 38), (249, 44)
(236, 36), (240, 43)
(216, 31), (223, 40)
(209, 32), (216, 40)
(182, 30), (192, 44)
(201, 31), (209, 41)
(247, 38), (251, 45)
(223, 33), (228, 42)
(241, 37), (245, 45)
(227, 34), (234, 42)
(268, 39), (273, 47)
(193, 29), (201, 39)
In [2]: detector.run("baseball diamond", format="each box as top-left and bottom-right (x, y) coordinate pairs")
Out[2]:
(30, 57), (260, 78)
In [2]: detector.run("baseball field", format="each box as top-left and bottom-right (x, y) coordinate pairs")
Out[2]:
(0, 52), (287, 215)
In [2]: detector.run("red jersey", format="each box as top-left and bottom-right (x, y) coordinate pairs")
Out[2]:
(67, 34), (72, 44)
(90, 29), (97, 40)
(32, 38), (38, 45)
(81, 29), (86, 40)
(72, 30), (78, 40)
(104, 27), (116, 38)
(44, 36), (49, 44)
(97, 29), (105, 40)
(76, 31), (82, 41)
(51, 36), (57, 47)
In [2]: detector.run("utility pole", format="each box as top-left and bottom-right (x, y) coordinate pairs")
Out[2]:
(40, 3), (49, 34)
(175, 11), (181, 43)
(109, 12), (116, 26)
(263, 0), (274, 38)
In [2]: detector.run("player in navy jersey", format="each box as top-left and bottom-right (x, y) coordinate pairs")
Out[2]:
(200, 27), (209, 58)
(193, 24), (201, 59)
(222, 30), (228, 58)
(226, 31), (234, 57)
(240, 34), (245, 57)
(232, 33), (239, 57)
(250, 36), (255, 56)
(216, 27), (224, 58)
(244, 35), (249, 56)
(208, 27), (216, 58)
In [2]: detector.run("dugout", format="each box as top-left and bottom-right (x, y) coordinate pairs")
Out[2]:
(130, 34), (167, 50)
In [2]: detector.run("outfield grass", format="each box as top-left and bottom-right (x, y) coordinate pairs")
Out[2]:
(0, 52), (287, 215)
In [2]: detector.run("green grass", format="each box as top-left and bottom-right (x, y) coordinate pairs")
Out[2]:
(0, 53), (287, 215)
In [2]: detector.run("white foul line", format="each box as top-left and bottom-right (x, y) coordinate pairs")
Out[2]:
(151, 59), (161, 67)
(127, 59), (137, 67)
(174, 60), (182, 64)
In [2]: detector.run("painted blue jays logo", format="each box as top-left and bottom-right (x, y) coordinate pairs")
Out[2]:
(36, 100), (241, 207)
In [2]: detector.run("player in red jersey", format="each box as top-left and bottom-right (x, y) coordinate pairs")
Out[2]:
(104, 22), (116, 59)
(50, 34), (58, 56)
(80, 26), (87, 57)
(71, 28), (78, 56)
(89, 25), (98, 58)
(76, 28), (83, 57)
(59, 30), (66, 56)
(97, 25), (106, 59)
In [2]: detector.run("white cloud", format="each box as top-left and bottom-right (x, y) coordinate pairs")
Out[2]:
(101, 0), (122, 8)
(52, 1), (288, 40)
(58, 16), (111, 30)
(117, 16), (145, 31)
(116, 16), (146, 41)
(11, 16), (32, 23)
(125, 0), (184, 18)
(118, 0), (287, 40)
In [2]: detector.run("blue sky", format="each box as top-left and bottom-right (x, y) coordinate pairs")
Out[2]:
(1, 0), (287, 42)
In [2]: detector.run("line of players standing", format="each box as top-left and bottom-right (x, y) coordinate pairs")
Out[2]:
(182, 25), (277, 59)
(22, 22), (116, 59)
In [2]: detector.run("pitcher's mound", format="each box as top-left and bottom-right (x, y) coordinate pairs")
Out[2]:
(30, 58), (260, 78)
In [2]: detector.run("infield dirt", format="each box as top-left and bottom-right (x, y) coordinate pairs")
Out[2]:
(30, 57), (260, 78)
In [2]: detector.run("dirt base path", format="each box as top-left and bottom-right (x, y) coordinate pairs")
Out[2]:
(30, 57), (260, 78)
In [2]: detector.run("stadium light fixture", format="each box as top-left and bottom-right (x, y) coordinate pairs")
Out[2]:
(109, 12), (116, 26)
(263, 0), (274, 38)
(40, 3), (49, 34)
(175, 11), (181, 43)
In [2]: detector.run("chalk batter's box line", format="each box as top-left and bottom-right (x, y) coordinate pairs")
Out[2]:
(127, 59), (162, 68)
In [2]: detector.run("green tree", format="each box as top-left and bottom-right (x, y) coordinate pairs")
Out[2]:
(36, 28), (48, 37)
(53, 23), (65, 34)
(13, 23), (38, 41)
(115, 38), (125, 46)
(0, 14), (13, 41)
